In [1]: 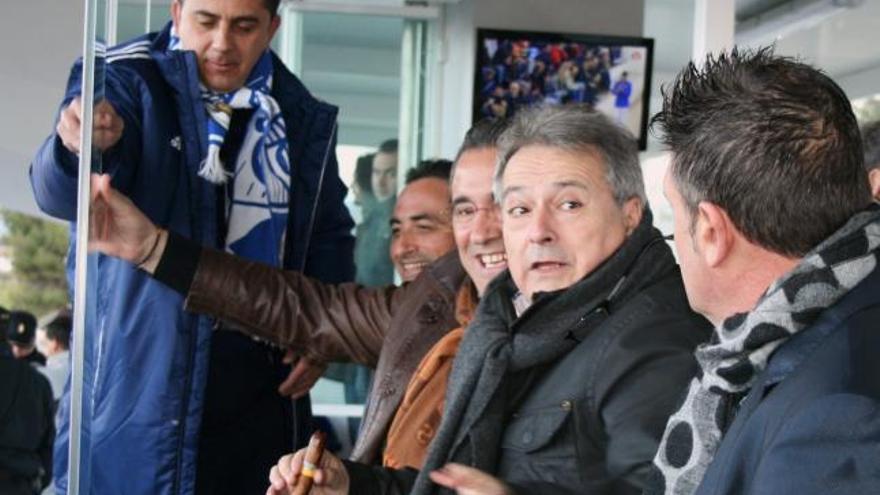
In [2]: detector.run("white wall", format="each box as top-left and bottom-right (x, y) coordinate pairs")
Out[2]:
(433, 0), (645, 158)
(0, 1), (83, 219)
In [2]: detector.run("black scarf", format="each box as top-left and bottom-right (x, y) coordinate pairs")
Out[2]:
(412, 209), (675, 494)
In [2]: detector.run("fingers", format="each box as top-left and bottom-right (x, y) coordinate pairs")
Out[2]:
(57, 97), (124, 153)
(429, 463), (512, 495)
(278, 357), (326, 399)
(282, 451), (304, 487)
(93, 99), (124, 151)
(57, 98), (83, 154)
(268, 465), (288, 494)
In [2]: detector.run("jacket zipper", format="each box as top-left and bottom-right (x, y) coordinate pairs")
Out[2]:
(297, 121), (337, 273)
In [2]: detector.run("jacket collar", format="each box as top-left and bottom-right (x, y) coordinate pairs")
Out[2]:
(761, 263), (880, 388)
(145, 22), (336, 120)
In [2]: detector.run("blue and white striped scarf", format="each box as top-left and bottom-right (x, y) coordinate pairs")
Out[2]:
(170, 29), (291, 266)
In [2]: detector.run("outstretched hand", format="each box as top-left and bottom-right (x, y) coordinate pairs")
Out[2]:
(278, 350), (328, 399)
(267, 448), (349, 495)
(90, 173), (165, 272)
(429, 464), (514, 495)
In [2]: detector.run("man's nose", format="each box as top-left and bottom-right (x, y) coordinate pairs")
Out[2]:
(392, 230), (417, 258)
(470, 206), (501, 245)
(211, 24), (233, 51)
(526, 207), (555, 244)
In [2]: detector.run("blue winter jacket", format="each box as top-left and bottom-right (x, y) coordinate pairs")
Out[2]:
(695, 264), (880, 494)
(29, 24), (355, 495)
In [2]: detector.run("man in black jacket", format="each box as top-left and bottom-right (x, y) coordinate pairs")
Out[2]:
(269, 105), (710, 494)
(0, 325), (55, 494)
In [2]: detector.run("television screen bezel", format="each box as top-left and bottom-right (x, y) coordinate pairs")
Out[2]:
(473, 28), (655, 150)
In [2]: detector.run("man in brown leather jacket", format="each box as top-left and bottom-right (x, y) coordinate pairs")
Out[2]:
(90, 119), (509, 468)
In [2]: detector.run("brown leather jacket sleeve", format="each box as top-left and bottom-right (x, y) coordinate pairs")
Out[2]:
(185, 247), (407, 367)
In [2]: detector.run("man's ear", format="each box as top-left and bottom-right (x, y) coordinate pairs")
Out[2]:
(621, 197), (643, 235)
(268, 14), (281, 40)
(171, 0), (182, 29)
(694, 201), (734, 268)
(869, 168), (880, 201)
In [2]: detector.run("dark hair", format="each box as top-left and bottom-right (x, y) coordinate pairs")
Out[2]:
(405, 159), (453, 185)
(378, 139), (399, 154)
(45, 314), (72, 350)
(652, 47), (871, 257)
(862, 120), (880, 171)
(354, 153), (375, 194)
(456, 118), (509, 159)
(450, 118), (510, 181)
(179, 0), (281, 17)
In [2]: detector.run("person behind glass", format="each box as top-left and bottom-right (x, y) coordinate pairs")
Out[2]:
(88, 118), (507, 474)
(355, 139), (399, 287)
(861, 120), (880, 200)
(345, 152), (376, 227)
(28, 0), (355, 493)
(0, 315), (54, 495)
(35, 309), (72, 405)
(6, 311), (46, 367)
(644, 48), (880, 495)
(269, 105), (711, 495)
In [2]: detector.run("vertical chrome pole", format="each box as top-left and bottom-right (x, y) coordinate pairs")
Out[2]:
(145, 0), (153, 34)
(69, 0), (99, 492)
(105, 0), (118, 46)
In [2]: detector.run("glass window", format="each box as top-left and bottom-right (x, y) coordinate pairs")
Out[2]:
(277, 6), (434, 454)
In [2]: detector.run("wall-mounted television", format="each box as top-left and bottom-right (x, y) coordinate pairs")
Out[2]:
(474, 29), (654, 150)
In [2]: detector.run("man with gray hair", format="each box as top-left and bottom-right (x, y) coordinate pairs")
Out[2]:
(268, 104), (709, 495)
(862, 120), (880, 200)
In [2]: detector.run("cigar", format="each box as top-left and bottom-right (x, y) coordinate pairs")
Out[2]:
(291, 431), (327, 495)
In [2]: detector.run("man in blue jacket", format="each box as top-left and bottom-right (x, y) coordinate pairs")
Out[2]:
(29, 0), (355, 493)
(649, 48), (880, 494)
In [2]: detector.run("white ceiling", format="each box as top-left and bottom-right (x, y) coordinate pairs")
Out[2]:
(646, 0), (880, 100)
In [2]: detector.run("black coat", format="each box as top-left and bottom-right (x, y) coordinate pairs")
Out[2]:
(0, 356), (54, 493)
(494, 252), (709, 494)
(348, 212), (711, 495)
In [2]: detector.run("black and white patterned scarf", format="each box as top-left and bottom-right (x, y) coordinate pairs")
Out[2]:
(651, 205), (880, 494)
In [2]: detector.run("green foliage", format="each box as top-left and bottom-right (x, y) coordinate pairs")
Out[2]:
(0, 209), (69, 316)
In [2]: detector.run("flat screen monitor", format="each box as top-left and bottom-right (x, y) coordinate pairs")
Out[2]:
(474, 28), (654, 150)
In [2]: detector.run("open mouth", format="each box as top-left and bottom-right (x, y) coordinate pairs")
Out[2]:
(530, 261), (567, 271)
(478, 252), (507, 270)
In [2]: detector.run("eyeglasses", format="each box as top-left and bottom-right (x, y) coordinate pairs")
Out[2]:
(663, 233), (674, 241)
(451, 203), (499, 225)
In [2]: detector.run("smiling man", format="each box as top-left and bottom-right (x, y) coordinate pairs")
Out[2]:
(391, 160), (456, 282)
(266, 105), (710, 495)
(29, 0), (355, 493)
(88, 119), (508, 479)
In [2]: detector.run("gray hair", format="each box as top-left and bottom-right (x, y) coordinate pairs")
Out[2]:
(493, 104), (645, 205)
(863, 120), (880, 172)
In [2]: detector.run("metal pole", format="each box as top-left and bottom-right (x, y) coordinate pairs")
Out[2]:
(145, 0), (152, 34)
(69, 0), (100, 491)
(106, 0), (118, 46)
